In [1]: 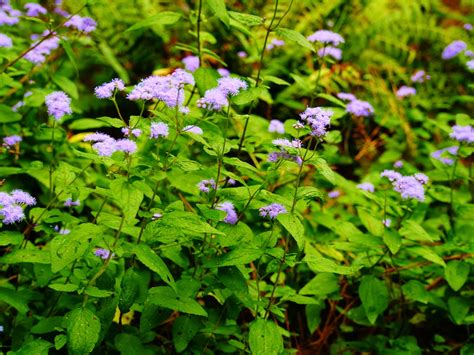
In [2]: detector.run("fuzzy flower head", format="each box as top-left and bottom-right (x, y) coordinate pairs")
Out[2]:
(380, 169), (402, 182)
(411, 70), (430, 83)
(467, 60), (474, 70)
(115, 139), (137, 154)
(259, 203), (287, 219)
(268, 120), (285, 134)
(217, 77), (248, 96)
(442, 40), (467, 60)
(307, 30), (344, 46)
(64, 198), (80, 207)
(150, 122), (169, 138)
(45, 91), (72, 120)
(121, 127), (142, 138)
(197, 88), (229, 111)
(217, 68), (230, 77)
(346, 99), (374, 117)
(0, 204), (25, 224)
(94, 248), (112, 260)
(94, 78), (125, 99)
(266, 38), (285, 50)
(396, 86), (416, 98)
(216, 201), (238, 224)
(25, 32), (60, 64)
(328, 190), (340, 198)
(382, 218), (391, 228)
(394, 160), (403, 168)
(450, 125), (474, 143)
(237, 51), (247, 58)
(337, 92), (356, 102)
(25, 3), (47, 16)
(267, 151), (302, 166)
(183, 125), (203, 135)
(464, 23), (473, 31)
(299, 107), (333, 137)
(317, 46), (342, 60)
(381, 171), (426, 201)
(0, 33), (12, 47)
(11, 190), (36, 205)
(0, 189), (36, 225)
(357, 182), (374, 193)
(197, 179), (216, 193)
(3, 135), (21, 148)
(431, 146), (459, 165)
(65, 15), (97, 33)
(84, 133), (137, 157)
(182, 55), (199, 72)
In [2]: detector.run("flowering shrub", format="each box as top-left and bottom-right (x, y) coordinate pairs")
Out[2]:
(0, 0), (473, 354)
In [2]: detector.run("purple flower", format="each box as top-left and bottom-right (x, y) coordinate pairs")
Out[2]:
(24, 31), (60, 64)
(182, 55), (199, 72)
(307, 30), (344, 46)
(380, 169), (402, 182)
(450, 125), (474, 143)
(394, 160), (403, 168)
(94, 248), (112, 260)
(45, 91), (72, 120)
(328, 190), (340, 198)
(337, 92), (356, 101)
(65, 15), (97, 33)
(464, 23), (473, 31)
(357, 182), (374, 193)
(237, 51), (247, 58)
(266, 38), (285, 50)
(84, 132), (113, 142)
(94, 78), (125, 99)
(3, 135), (22, 147)
(24, 3), (47, 16)
(115, 139), (137, 154)
(54, 225), (70, 235)
(467, 60), (474, 70)
(259, 203), (287, 219)
(121, 127), (142, 138)
(152, 213), (162, 220)
(442, 40), (467, 60)
(198, 179), (216, 193)
(317, 46), (342, 60)
(396, 86), (416, 98)
(64, 198), (80, 207)
(11, 190), (36, 205)
(227, 178), (236, 185)
(381, 171), (426, 201)
(382, 218), (391, 228)
(268, 120), (285, 134)
(411, 70), (430, 83)
(346, 100), (374, 117)
(197, 88), (229, 110)
(0, 204), (25, 224)
(217, 77), (248, 96)
(217, 68), (230, 77)
(0, 189), (35, 224)
(431, 146), (458, 165)
(414, 173), (429, 185)
(0, 6), (20, 25)
(299, 107), (333, 137)
(150, 122), (169, 138)
(85, 133), (117, 156)
(183, 125), (203, 135)
(465, 50), (474, 58)
(267, 151), (302, 165)
(0, 33), (12, 47)
(216, 201), (238, 224)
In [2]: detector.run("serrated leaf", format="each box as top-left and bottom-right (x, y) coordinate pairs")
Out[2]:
(357, 208), (384, 236)
(228, 11), (263, 26)
(67, 308), (101, 355)
(147, 286), (207, 317)
(359, 275), (389, 325)
(135, 244), (176, 290)
(206, 0), (230, 28)
(204, 247), (263, 267)
(172, 316), (202, 352)
(399, 220), (434, 242)
(248, 318), (283, 355)
(409, 246), (446, 267)
(276, 28), (315, 52)
(304, 254), (360, 275)
(0, 287), (29, 314)
(277, 213), (305, 250)
(445, 261), (470, 291)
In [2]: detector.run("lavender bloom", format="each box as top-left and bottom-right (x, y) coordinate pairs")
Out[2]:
(266, 38), (285, 50)
(45, 91), (72, 120)
(217, 77), (248, 96)
(0, 204), (25, 224)
(64, 198), (80, 207)
(3, 135), (22, 147)
(217, 68), (230, 77)
(183, 125), (203, 135)
(115, 139), (137, 154)
(464, 23), (473, 31)
(25, 3), (47, 16)
(197, 88), (229, 110)
(450, 125), (474, 143)
(182, 55), (199, 72)
(381, 171), (426, 201)
(394, 160), (403, 168)
(411, 70), (430, 83)
(94, 78), (125, 99)
(121, 127), (142, 138)
(267, 151), (302, 165)
(382, 218), (391, 228)
(268, 120), (285, 134)
(94, 248), (112, 260)
(216, 201), (238, 224)
(300, 107), (333, 137)
(431, 146), (459, 165)
(152, 213), (162, 220)
(11, 190), (36, 205)
(396, 86), (416, 98)
(54, 225), (70, 235)
(0, 33), (12, 47)
(150, 122), (169, 138)
(346, 99), (374, 117)
(24, 31), (60, 64)
(0, 190), (35, 224)
(465, 50), (474, 58)
(84, 132), (113, 142)
(328, 190), (340, 198)
(414, 173), (429, 185)
(198, 179), (216, 193)
(237, 51), (247, 58)
(172, 69), (195, 87)
(259, 203), (287, 219)
(380, 169), (402, 182)
(0, 192), (14, 206)
(227, 178), (236, 185)
(317, 46), (342, 60)
(0, 7), (20, 25)
(65, 15), (97, 33)
(85, 133), (117, 156)
(337, 92), (356, 101)
(467, 60), (474, 70)
(357, 182), (375, 193)
(307, 30), (344, 46)
(442, 40), (467, 60)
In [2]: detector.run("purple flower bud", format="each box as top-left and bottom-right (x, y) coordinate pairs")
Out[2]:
(259, 203), (287, 219)
(45, 91), (72, 120)
(216, 201), (238, 224)
(268, 120), (285, 134)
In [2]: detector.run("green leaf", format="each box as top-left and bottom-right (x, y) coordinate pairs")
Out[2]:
(357, 208), (384, 236)
(109, 179), (144, 223)
(49, 283), (79, 292)
(445, 261), (470, 291)
(84, 287), (114, 298)
(217, 266), (248, 294)
(206, 0), (230, 28)
(52, 75), (78, 99)
(98, 41), (130, 83)
(134, 244), (176, 290)
(358, 275), (389, 325)
(276, 28), (315, 52)
(0, 103), (21, 123)
(399, 220), (434, 242)
(383, 230), (401, 254)
(277, 213), (305, 250)
(204, 247), (263, 267)
(0, 287), (29, 314)
(311, 157), (335, 184)
(0, 231), (23, 246)
(248, 318), (283, 355)
(0, 248), (51, 264)
(448, 297), (470, 325)
(13, 339), (52, 355)
(69, 119), (110, 130)
(125, 11), (182, 32)
(67, 308), (101, 355)
(147, 286), (208, 317)
(300, 273), (340, 296)
(228, 11), (263, 26)
(304, 254), (360, 275)
(60, 40), (78, 76)
(172, 316), (202, 352)
(119, 268), (140, 313)
(317, 93), (346, 107)
(409, 246), (446, 267)
(263, 75), (291, 86)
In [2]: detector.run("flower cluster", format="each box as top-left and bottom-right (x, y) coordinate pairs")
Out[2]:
(411, 70), (430, 83)
(121, 127), (142, 138)
(0, 190), (36, 224)
(94, 248), (113, 260)
(197, 179), (216, 193)
(317, 46), (342, 60)
(299, 107), (333, 137)
(268, 120), (285, 134)
(267, 38), (285, 50)
(3, 135), (22, 148)
(450, 125), (474, 143)
(346, 99), (374, 117)
(150, 122), (169, 138)
(442, 40), (467, 60)
(381, 170), (428, 201)
(45, 91), (72, 120)
(216, 201), (238, 224)
(357, 182), (374, 192)
(183, 125), (203, 135)
(182, 55), (199, 72)
(94, 78), (125, 99)
(65, 15), (97, 33)
(84, 133), (137, 156)
(396, 86), (416, 98)
(307, 30), (344, 46)
(0, 4), (20, 26)
(217, 68), (230, 77)
(197, 77), (247, 111)
(24, 31), (60, 64)
(0, 33), (12, 47)
(25, 3), (47, 17)
(431, 146), (458, 165)
(337, 92), (357, 102)
(259, 203), (287, 219)
(64, 198), (81, 207)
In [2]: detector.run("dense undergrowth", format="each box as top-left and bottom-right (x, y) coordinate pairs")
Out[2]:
(0, 0), (473, 354)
